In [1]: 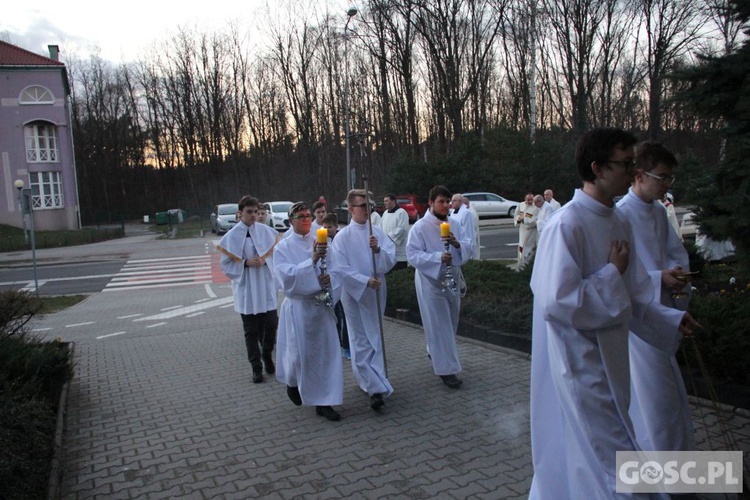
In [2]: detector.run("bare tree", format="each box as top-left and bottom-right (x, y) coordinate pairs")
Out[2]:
(542, 0), (608, 135)
(638, 0), (704, 139)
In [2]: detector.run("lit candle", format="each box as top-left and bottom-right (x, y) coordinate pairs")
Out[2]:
(440, 222), (450, 238)
(316, 227), (328, 244)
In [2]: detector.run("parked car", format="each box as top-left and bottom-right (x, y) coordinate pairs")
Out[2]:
(210, 203), (239, 234)
(680, 211), (697, 239)
(396, 194), (429, 220)
(394, 197), (419, 223)
(462, 192), (519, 218)
(264, 201), (294, 231)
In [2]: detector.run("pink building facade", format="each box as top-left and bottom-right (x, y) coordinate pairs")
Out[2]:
(0, 41), (80, 231)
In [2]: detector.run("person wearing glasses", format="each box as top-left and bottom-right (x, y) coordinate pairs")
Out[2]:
(331, 189), (396, 411)
(528, 128), (700, 498)
(616, 142), (695, 454)
(217, 196), (280, 384)
(273, 202), (344, 422)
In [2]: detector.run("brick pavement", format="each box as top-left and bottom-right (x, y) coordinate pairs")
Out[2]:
(32, 282), (750, 499)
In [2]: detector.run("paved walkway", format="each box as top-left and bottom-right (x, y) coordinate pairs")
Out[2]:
(31, 282), (749, 499)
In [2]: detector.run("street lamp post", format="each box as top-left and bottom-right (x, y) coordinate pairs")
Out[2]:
(344, 6), (358, 204)
(14, 179), (40, 297)
(13, 179), (28, 245)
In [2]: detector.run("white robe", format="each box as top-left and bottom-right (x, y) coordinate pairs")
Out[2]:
(661, 200), (681, 239)
(370, 211), (382, 227)
(617, 188), (693, 452)
(529, 189), (684, 499)
(535, 202), (553, 235)
(273, 231), (344, 406)
(218, 221), (279, 315)
(406, 210), (473, 376)
(450, 207), (475, 260)
(381, 207), (409, 263)
(331, 221), (396, 397)
(514, 203), (539, 266)
(547, 198), (562, 212)
(468, 206), (480, 259)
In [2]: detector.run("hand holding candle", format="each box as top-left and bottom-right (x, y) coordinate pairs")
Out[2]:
(440, 222), (450, 238)
(316, 227), (328, 244)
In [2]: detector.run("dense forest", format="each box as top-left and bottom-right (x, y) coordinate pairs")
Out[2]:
(50, 0), (745, 249)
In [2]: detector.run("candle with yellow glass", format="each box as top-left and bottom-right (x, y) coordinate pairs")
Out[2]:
(316, 227), (328, 244)
(440, 222), (450, 238)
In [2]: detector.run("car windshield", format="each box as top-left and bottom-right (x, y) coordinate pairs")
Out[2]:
(271, 203), (292, 213)
(397, 199), (411, 205)
(218, 205), (237, 215)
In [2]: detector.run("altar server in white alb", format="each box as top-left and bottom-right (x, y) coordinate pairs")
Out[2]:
(331, 189), (396, 411)
(528, 128), (700, 498)
(407, 185), (473, 389)
(217, 195), (280, 384)
(617, 141), (694, 452)
(381, 194), (410, 271)
(274, 202), (344, 422)
(514, 193), (539, 268)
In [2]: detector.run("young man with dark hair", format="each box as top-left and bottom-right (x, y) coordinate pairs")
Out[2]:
(528, 128), (699, 498)
(217, 195), (280, 384)
(331, 189), (396, 411)
(617, 142), (694, 453)
(407, 185), (473, 389)
(274, 202), (344, 421)
(311, 200), (327, 233)
(381, 193), (409, 271)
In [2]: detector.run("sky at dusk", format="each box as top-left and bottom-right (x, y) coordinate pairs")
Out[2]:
(1, 1), (350, 64)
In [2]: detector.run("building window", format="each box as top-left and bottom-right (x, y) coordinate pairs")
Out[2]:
(20, 85), (54, 104)
(25, 123), (59, 162)
(30, 171), (64, 209)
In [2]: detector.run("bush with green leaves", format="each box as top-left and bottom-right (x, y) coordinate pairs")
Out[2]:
(387, 257), (750, 393)
(0, 290), (73, 499)
(386, 260), (533, 335)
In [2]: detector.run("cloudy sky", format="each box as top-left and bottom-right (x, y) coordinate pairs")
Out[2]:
(2, 1), (348, 63)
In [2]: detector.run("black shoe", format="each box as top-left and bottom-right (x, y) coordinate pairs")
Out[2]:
(252, 371), (264, 384)
(315, 405), (341, 421)
(263, 356), (275, 375)
(370, 393), (384, 410)
(440, 374), (463, 389)
(287, 385), (302, 406)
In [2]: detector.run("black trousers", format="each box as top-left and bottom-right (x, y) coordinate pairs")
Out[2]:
(240, 310), (277, 372)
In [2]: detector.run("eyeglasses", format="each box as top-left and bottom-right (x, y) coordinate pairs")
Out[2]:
(608, 159), (637, 170)
(290, 215), (313, 220)
(642, 170), (676, 186)
(350, 203), (368, 208)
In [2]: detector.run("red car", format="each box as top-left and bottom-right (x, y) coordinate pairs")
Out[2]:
(396, 194), (428, 223)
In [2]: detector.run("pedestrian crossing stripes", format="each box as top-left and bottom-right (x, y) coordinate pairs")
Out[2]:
(103, 254), (229, 292)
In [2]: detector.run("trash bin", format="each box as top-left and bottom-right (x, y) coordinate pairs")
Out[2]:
(168, 209), (185, 223)
(155, 211), (169, 225)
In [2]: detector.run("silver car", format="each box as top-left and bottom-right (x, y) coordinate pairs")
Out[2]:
(210, 203), (238, 234)
(264, 201), (294, 231)
(462, 192), (519, 218)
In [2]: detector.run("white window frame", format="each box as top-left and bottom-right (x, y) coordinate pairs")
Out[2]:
(25, 123), (59, 163)
(19, 85), (55, 104)
(29, 171), (64, 209)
